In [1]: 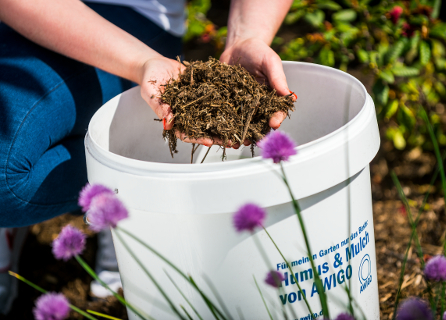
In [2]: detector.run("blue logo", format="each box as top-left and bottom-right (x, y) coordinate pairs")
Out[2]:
(358, 254), (372, 293)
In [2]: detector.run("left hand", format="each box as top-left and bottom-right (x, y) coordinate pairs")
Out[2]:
(220, 38), (296, 133)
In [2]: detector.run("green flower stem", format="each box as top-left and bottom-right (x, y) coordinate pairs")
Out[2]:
(87, 310), (123, 320)
(391, 171), (435, 316)
(421, 108), (446, 255)
(74, 255), (150, 320)
(165, 271), (204, 320)
(113, 232), (186, 320)
(279, 162), (330, 319)
(253, 275), (274, 320)
(8, 271), (98, 320)
(262, 227), (314, 317)
(442, 282), (446, 317)
(117, 227), (228, 320)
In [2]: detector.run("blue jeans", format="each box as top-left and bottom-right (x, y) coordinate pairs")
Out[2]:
(0, 4), (182, 227)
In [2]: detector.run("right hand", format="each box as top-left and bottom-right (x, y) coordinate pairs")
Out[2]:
(139, 57), (229, 147)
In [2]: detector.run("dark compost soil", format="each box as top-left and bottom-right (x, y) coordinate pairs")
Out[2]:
(161, 58), (295, 157)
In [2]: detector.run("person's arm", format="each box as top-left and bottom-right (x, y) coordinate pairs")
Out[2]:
(0, 0), (185, 131)
(221, 0), (295, 130)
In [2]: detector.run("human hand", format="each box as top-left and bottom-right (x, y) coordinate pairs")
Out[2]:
(220, 38), (297, 132)
(140, 57), (234, 147)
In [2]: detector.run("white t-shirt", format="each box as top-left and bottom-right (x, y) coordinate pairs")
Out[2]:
(84, 0), (186, 36)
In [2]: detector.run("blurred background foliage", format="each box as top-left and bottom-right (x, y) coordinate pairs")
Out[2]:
(185, 0), (446, 151)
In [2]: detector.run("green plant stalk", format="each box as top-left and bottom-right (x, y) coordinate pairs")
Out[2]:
(188, 276), (222, 320)
(180, 305), (194, 320)
(165, 271), (204, 320)
(441, 282), (446, 317)
(280, 163), (330, 318)
(202, 274), (234, 320)
(117, 227), (228, 320)
(112, 232), (187, 320)
(8, 271), (98, 320)
(421, 108), (446, 255)
(87, 310), (123, 320)
(390, 171), (435, 318)
(74, 255), (150, 320)
(262, 227), (314, 317)
(253, 275), (274, 320)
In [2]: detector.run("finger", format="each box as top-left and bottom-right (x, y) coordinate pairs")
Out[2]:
(243, 139), (251, 146)
(232, 143), (240, 149)
(175, 131), (216, 146)
(263, 54), (293, 97)
(269, 111), (287, 130)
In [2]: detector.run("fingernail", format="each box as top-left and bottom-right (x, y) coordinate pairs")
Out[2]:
(289, 90), (297, 100)
(163, 118), (167, 130)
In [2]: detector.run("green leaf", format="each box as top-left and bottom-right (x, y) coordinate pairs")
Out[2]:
(304, 10), (325, 27)
(316, 0), (342, 10)
(372, 79), (389, 106)
(385, 100), (399, 119)
(285, 10), (305, 24)
(420, 41), (431, 66)
(379, 70), (395, 83)
(386, 40), (405, 64)
(393, 129), (407, 150)
(357, 49), (369, 63)
(435, 81), (446, 97)
(391, 66), (420, 77)
(333, 9), (357, 22)
(319, 47), (335, 67)
(432, 40), (445, 58)
(431, 23), (446, 40)
(432, 0), (441, 19)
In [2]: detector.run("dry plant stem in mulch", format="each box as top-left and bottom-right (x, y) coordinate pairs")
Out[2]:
(160, 57), (295, 161)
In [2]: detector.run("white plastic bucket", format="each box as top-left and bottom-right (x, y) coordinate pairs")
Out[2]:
(85, 62), (380, 319)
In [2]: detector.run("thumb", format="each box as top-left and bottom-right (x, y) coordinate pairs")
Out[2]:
(264, 54), (295, 99)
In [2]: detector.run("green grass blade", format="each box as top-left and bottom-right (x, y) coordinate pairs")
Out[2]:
(87, 310), (123, 320)
(113, 232), (186, 320)
(9, 271), (98, 320)
(165, 271), (204, 320)
(262, 227), (314, 316)
(74, 255), (151, 320)
(181, 305), (194, 320)
(117, 227), (228, 320)
(253, 275), (274, 320)
(202, 274), (234, 320)
(420, 107), (446, 255)
(279, 163), (330, 318)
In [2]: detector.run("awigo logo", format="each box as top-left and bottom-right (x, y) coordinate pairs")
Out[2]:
(358, 254), (372, 294)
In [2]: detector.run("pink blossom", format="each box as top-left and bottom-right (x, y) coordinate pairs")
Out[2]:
(390, 6), (403, 24)
(52, 225), (86, 261)
(78, 183), (114, 212)
(233, 203), (266, 232)
(264, 271), (284, 288)
(258, 131), (297, 163)
(88, 193), (129, 232)
(33, 292), (70, 320)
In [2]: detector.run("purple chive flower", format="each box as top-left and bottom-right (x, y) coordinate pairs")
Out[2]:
(233, 203), (266, 232)
(335, 313), (355, 320)
(264, 271), (284, 288)
(87, 193), (129, 232)
(33, 292), (70, 320)
(443, 311), (446, 320)
(396, 298), (433, 320)
(78, 183), (114, 212)
(258, 131), (297, 163)
(424, 255), (446, 281)
(52, 225), (86, 261)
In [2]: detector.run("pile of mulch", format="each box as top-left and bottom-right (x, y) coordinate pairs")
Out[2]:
(161, 58), (295, 157)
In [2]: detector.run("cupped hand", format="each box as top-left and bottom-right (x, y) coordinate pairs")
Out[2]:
(140, 57), (236, 147)
(220, 38), (297, 132)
